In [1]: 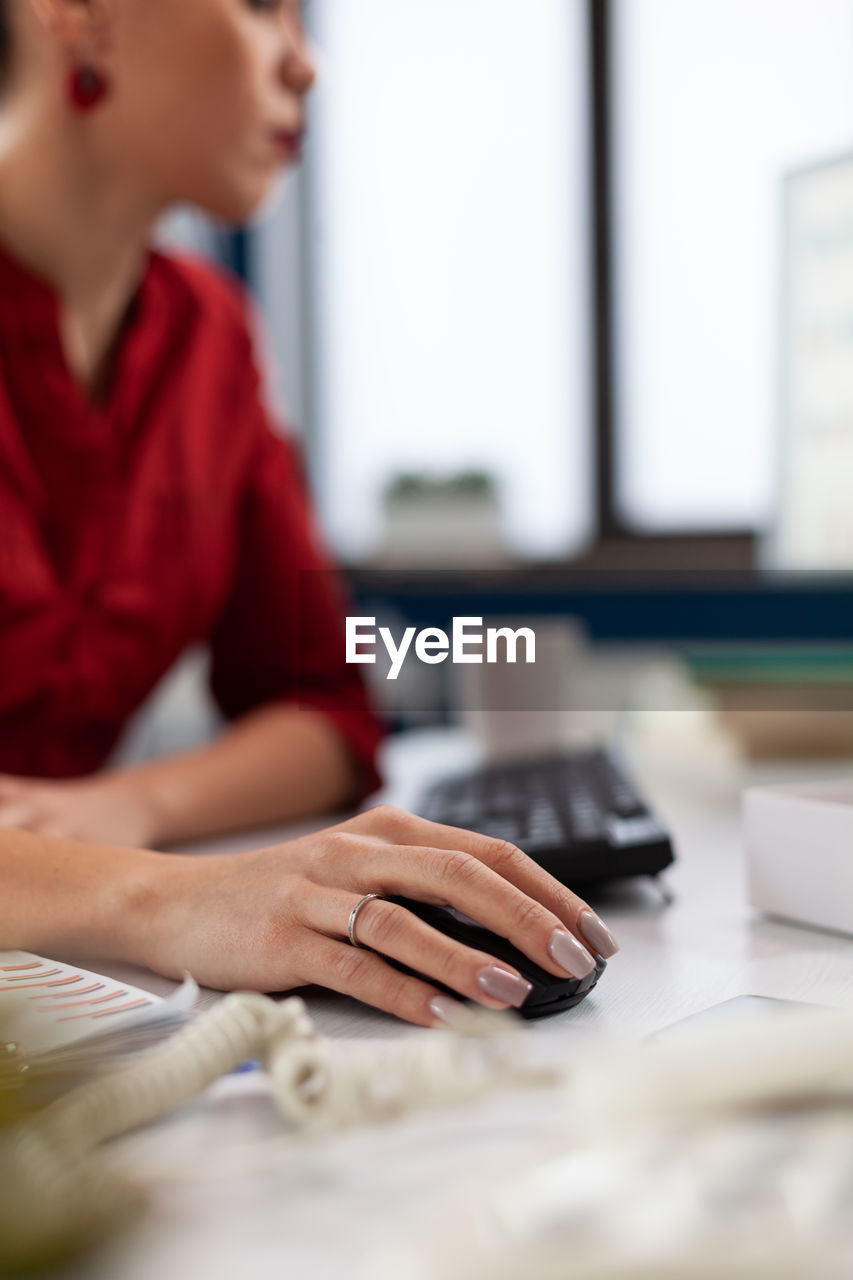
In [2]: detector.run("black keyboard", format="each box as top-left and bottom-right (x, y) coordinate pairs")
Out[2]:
(418, 749), (675, 888)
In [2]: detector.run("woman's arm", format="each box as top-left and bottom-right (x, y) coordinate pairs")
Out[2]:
(127, 703), (363, 844)
(0, 807), (617, 1027)
(0, 704), (362, 848)
(0, 826), (174, 964)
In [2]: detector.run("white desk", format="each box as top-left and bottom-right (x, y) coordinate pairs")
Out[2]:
(59, 726), (853, 1280)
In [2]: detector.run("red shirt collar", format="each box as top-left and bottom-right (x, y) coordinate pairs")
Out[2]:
(0, 235), (63, 341)
(0, 234), (170, 427)
(0, 234), (164, 340)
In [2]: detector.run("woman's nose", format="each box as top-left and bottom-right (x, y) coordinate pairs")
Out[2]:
(281, 29), (317, 95)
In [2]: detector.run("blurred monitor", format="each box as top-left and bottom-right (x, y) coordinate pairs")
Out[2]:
(770, 150), (853, 570)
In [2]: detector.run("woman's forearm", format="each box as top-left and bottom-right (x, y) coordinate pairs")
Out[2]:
(115, 704), (362, 847)
(0, 827), (175, 962)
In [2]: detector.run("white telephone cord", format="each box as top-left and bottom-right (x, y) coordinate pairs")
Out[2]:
(6, 994), (853, 1278)
(0, 991), (542, 1268)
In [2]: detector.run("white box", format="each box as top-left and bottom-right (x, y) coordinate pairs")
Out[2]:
(744, 780), (853, 938)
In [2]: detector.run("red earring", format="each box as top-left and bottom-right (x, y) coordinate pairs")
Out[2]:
(68, 64), (109, 112)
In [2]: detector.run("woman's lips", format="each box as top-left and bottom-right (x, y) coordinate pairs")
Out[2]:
(270, 129), (304, 160)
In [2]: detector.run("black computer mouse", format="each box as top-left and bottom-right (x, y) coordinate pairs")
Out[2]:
(386, 895), (606, 1019)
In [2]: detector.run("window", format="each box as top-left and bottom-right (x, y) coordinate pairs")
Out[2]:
(302, 0), (592, 561)
(249, 1), (853, 563)
(612, 0), (853, 532)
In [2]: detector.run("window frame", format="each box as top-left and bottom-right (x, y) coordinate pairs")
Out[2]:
(587, 0), (755, 569)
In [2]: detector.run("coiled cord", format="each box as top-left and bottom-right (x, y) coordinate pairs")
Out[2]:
(0, 992), (532, 1269)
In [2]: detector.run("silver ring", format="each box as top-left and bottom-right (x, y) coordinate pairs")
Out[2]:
(347, 893), (383, 949)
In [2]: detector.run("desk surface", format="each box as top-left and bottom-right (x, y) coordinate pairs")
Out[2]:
(59, 726), (853, 1280)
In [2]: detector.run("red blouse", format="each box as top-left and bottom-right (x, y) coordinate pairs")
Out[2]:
(0, 238), (383, 788)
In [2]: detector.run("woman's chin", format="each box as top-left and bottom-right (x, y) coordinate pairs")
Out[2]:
(193, 175), (281, 229)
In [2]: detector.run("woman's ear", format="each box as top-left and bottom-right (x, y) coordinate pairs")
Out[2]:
(27, 0), (112, 59)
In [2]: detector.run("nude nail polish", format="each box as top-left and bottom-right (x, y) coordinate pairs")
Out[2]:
(429, 995), (467, 1027)
(547, 929), (595, 978)
(476, 965), (533, 1008)
(578, 910), (620, 959)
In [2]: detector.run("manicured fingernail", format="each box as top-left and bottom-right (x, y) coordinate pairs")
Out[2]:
(547, 929), (595, 978)
(578, 910), (620, 958)
(429, 995), (468, 1027)
(476, 966), (533, 1008)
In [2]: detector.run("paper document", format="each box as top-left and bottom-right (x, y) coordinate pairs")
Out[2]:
(0, 950), (197, 1061)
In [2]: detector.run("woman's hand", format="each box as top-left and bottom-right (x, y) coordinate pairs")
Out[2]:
(0, 773), (158, 849)
(146, 805), (619, 1027)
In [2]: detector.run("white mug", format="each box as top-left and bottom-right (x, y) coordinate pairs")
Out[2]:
(452, 616), (589, 762)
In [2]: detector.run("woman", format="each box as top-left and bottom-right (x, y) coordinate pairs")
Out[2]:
(0, 0), (618, 1025)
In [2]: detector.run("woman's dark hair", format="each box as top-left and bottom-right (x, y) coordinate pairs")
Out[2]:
(0, 1), (9, 85)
